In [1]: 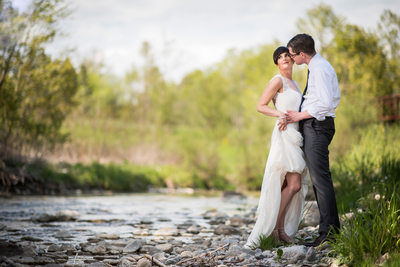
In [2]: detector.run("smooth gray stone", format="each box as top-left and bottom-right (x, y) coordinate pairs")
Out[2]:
(305, 246), (317, 262)
(47, 244), (61, 252)
(123, 240), (143, 253)
(165, 256), (180, 265)
(281, 245), (307, 263)
(155, 243), (173, 253)
(118, 258), (135, 267)
(187, 225), (200, 234)
(84, 244), (107, 255)
(140, 245), (162, 255)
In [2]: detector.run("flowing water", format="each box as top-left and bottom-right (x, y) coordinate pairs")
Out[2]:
(0, 193), (258, 245)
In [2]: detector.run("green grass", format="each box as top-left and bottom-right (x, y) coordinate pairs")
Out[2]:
(250, 234), (282, 251)
(25, 160), (166, 192)
(330, 154), (400, 266)
(327, 124), (400, 266)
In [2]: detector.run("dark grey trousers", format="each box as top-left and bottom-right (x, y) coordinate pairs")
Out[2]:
(300, 117), (340, 235)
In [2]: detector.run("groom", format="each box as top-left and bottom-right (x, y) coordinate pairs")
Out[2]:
(282, 33), (341, 247)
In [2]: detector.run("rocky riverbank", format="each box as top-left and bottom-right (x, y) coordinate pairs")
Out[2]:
(0, 195), (338, 266)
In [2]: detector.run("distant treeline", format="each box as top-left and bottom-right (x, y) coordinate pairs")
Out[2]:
(1, 1), (399, 190)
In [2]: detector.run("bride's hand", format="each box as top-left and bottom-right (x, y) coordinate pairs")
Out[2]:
(278, 117), (287, 131)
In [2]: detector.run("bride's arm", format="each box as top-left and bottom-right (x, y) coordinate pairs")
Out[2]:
(257, 77), (285, 118)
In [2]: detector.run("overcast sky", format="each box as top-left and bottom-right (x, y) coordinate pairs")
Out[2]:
(13, 0), (400, 81)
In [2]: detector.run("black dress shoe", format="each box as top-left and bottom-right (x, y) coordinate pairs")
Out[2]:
(304, 233), (330, 247)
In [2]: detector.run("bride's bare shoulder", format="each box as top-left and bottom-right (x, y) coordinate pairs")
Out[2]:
(269, 75), (283, 87)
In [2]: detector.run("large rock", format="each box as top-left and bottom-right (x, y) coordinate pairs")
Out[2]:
(123, 240), (143, 253)
(281, 245), (308, 263)
(31, 210), (79, 222)
(214, 225), (241, 235)
(302, 201), (320, 226)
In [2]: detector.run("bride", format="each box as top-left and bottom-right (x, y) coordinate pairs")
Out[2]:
(245, 46), (308, 248)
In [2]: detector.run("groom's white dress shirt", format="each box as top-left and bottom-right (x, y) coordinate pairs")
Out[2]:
(301, 53), (340, 121)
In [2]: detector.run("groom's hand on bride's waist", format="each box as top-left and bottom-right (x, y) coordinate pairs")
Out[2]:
(286, 110), (312, 123)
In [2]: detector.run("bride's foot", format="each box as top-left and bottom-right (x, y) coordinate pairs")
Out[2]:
(278, 228), (293, 243)
(271, 229), (280, 242)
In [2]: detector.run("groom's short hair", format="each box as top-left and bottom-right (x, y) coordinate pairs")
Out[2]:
(287, 34), (316, 56)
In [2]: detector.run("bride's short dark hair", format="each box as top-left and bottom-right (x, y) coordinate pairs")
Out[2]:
(273, 46), (289, 65)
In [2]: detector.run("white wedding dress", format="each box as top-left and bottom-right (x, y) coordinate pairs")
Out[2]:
(245, 74), (308, 248)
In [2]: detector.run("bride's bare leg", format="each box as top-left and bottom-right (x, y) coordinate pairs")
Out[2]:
(274, 172), (301, 241)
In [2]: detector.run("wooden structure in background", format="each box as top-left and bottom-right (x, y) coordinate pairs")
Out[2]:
(379, 94), (400, 122)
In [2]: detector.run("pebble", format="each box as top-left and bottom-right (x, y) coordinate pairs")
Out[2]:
(86, 262), (109, 267)
(118, 258), (135, 267)
(214, 224), (241, 235)
(180, 250), (194, 258)
(137, 258), (151, 267)
(47, 244), (61, 252)
(96, 233), (120, 240)
(140, 245), (162, 255)
(153, 227), (178, 236)
(187, 225), (201, 234)
(155, 243), (173, 253)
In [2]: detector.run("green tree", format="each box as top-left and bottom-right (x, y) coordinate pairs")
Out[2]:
(378, 10), (400, 94)
(0, 0), (78, 157)
(296, 3), (344, 54)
